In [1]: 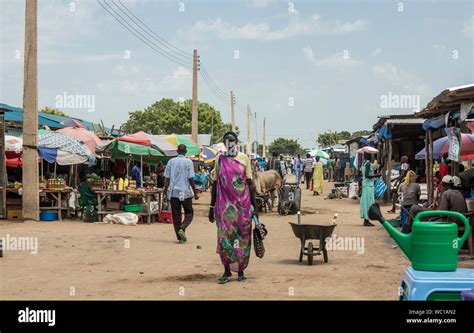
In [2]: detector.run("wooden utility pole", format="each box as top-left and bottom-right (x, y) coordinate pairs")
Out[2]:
(22, 0), (39, 221)
(230, 91), (236, 131)
(254, 112), (258, 155)
(191, 49), (198, 143)
(262, 117), (266, 158)
(246, 105), (251, 155)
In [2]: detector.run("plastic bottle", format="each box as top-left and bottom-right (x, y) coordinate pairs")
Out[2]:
(297, 211), (301, 224)
(118, 178), (124, 191)
(113, 181), (117, 191)
(124, 178), (129, 189)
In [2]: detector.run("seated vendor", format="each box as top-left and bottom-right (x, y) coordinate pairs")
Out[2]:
(402, 175), (467, 233)
(78, 172), (98, 212)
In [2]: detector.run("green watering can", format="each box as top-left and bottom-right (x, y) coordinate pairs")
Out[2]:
(369, 204), (470, 272)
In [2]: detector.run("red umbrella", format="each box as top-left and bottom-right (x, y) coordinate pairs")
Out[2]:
(57, 127), (104, 157)
(118, 134), (151, 146)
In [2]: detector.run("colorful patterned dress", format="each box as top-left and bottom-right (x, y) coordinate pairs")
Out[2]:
(214, 154), (252, 273)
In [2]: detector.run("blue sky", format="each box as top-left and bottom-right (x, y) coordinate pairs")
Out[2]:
(1, 0), (473, 148)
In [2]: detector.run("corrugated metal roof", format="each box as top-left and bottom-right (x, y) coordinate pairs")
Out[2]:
(416, 84), (474, 118)
(385, 118), (424, 125)
(0, 103), (123, 134)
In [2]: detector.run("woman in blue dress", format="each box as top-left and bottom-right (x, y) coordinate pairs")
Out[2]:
(360, 153), (381, 226)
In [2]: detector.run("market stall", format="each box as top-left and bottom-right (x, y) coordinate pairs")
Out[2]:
(95, 138), (166, 222)
(95, 188), (162, 224)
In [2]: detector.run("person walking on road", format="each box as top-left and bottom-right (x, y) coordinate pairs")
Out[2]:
(163, 144), (199, 243)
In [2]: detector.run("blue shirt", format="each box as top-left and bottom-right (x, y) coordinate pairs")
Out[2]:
(131, 165), (141, 188)
(164, 155), (195, 199)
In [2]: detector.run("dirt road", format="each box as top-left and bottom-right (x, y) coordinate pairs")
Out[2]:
(1, 180), (472, 300)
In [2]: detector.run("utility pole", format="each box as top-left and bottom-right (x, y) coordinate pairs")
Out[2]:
(254, 112), (258, 155)
(191, 49), (199, 143)
(230, 91), (236, 131)
(246, 105), (251, 155)
(22, 0), (39, 221)
(262, 117), (266, 158)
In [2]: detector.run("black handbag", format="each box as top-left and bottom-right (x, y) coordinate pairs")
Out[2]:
(252, 216), (268, 258)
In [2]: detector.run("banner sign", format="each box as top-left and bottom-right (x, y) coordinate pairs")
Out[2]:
(445, 127), (461, 162)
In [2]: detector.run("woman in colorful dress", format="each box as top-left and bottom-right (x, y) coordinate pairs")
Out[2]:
(208, 131), (258, 284)
(360, 153), (381, 226)
(312, 156), (324, 196)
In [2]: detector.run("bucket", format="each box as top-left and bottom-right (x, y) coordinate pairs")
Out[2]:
(40, 211), (58, 221)
(124, 204), (142, 212)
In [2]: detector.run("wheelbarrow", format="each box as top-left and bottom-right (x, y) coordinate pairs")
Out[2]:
(288, 222), (336, 265)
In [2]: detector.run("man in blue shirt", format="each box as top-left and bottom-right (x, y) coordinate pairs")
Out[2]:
(131, 163), (142, 188)
(163, 144), (199, 243)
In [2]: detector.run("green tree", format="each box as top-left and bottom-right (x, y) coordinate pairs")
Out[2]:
(317, 130), (372, 146)
(351, 130), (372, 138)
(40, 106), (67, 117)
(268, 138), (304, 156)
(122, 98), (231, 143)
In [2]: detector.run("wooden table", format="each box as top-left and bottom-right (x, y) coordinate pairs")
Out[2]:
(95, 189), (163, 224)
(40, 188), (72, 221)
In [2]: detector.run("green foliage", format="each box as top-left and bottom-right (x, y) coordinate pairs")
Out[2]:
(351, 130), (372, 138)
(268, 138), (304, 156)
(317, 130), (372, 147)
(122, 98), (231, 143)
(40, 106), (67, 117)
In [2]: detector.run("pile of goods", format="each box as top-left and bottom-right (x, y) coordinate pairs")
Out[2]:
(47, 178), (66, 190)
(99, 176), (137, 191)
(86, 173), (102, 187)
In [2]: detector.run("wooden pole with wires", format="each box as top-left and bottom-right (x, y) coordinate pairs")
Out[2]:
(230, 91), (236, 131)
(246, 105), (251, 155)
(22, 0), (39, 221)
(191, 49), (199, 143)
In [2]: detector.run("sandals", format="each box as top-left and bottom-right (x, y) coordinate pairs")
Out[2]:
(218, 275), (231, 284)
(237, 274), (247, 282)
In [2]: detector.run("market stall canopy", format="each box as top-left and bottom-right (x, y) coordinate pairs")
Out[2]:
(211, 142), (227, 153)
(309, 150), (330, 159)
(191, 146), (217, 164)
(39, 132), (96, 166)
(159, 134), (201, 157)
(415, 133), (474, 160)
(57, 127), (104, 157)
(96, 139), (164, 164)
(5, 135), (23, 156)
(61, 118), (85, 128)
(357, 146), (379, 154)
(121, 132), (178, 157)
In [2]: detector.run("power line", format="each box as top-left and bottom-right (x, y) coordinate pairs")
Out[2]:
(114, 0), (193, 62)
(97, 0), (192, 69)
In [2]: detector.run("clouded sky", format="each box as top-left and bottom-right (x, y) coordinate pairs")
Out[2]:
(1, 0), (473, 148)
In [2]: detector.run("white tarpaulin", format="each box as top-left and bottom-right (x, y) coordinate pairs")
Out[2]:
(55, 150), (89, 166)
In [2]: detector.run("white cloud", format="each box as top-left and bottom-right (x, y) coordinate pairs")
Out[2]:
(303, 46), (361, 69)
(432, 44), (446, 50)
(116, 66), (191, 95)
(183, 14), (368, 41)
(371, 48), (382, 57)
(373, 63), (428, 94)
(462, 15), (473, 37)
(247, 0), (276, 8)
(302, 46), (317, 64)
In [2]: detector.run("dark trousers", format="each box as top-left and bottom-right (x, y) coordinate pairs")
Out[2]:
(304, 172), (312, 190)
(170, 197), (194, 240)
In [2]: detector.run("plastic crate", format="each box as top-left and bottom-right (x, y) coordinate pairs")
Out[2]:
(160, 210), (184, 224)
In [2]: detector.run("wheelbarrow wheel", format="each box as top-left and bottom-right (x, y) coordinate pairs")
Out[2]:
(307, 242), (314, 265)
